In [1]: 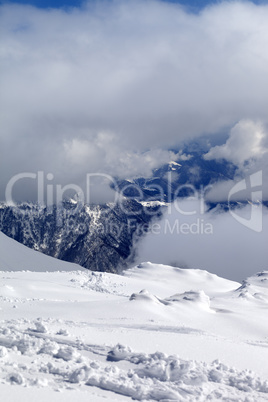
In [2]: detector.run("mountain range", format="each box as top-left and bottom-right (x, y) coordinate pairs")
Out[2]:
(0, 146), (265, 273)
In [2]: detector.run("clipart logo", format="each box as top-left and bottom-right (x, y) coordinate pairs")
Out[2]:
(228, 171), (262, 232)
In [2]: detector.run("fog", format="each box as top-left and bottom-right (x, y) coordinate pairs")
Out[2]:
(137, 200), (268, 282)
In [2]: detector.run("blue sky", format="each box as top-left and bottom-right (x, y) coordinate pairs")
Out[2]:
(1, 0), (268, 11)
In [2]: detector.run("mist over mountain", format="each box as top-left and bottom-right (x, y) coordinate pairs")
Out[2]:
(1, 0), (268, 204)
(1, 141), (267, 280)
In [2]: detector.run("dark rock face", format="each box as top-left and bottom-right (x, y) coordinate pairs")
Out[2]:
(114, 153), (237, 202)
(0, 199), (162, 272)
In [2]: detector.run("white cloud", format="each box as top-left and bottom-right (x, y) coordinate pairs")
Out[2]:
(204, 119), (268, 201)
(204, 120), (268, 166)
(64, 132), (177, 178)
(137, 200), (268, 281)
(1, 1), (268, 200)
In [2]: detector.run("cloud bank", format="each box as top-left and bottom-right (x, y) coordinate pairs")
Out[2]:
(1, 0), (268, 200)
(137, 200), (268, 281)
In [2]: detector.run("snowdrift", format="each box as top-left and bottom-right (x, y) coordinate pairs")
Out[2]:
(0, 237), (268, 401)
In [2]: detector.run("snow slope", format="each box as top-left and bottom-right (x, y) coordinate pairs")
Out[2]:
(0, 237), (268, 400)
(0, 231), (83, 272)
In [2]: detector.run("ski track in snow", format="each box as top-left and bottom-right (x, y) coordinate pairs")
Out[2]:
(0, 319), (268, 401)
(0, 239), (268, 401)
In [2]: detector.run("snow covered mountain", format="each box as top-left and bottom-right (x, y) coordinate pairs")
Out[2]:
(0, 150), (238, 274)
(0, 199), (161, 273)
(0, 148), (266, 275)
(114, 151), (237, 202)
(0, 244), (268, 401)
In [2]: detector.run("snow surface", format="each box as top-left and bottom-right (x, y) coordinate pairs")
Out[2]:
(0, 233), (268, 401)
(0, 232), (83, 272)
(168, 161), (182, 170)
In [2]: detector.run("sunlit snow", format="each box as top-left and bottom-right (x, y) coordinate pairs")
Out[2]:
(0, 233), (268, 401)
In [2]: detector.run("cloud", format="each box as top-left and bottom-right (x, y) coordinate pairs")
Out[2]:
(204, 120), (268, 166)
(1, 1), (268, 201)
(63, 132), (178, 179)
(136, 200), (268, 282)
(203, 119), (268, 201)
